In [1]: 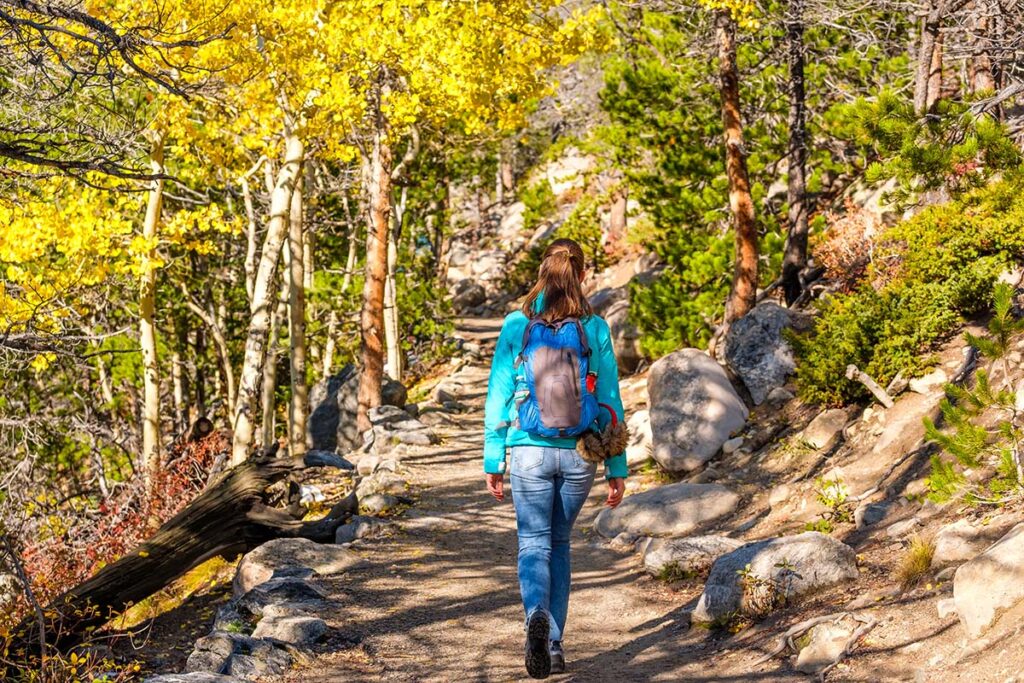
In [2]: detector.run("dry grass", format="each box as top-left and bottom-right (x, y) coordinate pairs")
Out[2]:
(897, 535), (935, 588)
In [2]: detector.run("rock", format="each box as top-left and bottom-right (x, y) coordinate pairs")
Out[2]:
(400, 514), (459, 533)
(766, 387), (795, 406)
(589, 287), (643, 373)
(251, 615), (327, 646)
(381, 379), (408, 407)
(932, 519), (992, 568)
(609, 532), (640, 553)
(233, 539), (364, 598)
(724, 303), (796, 405)
(641, 535), (744, 577)
(722, 437), (744, 455)
(369, 404), (417, 426)
(625, 409), (653, 466)
(802, 409), (848, 450)
(307, 365), (360, 454)
(335, 515), (388, 544)
(451, 279), (486, 312)
(237, 577), (327, 615)
(692, 532), (859, 624)
(768, 484), (792, 508)
(795, 622), (852, 675)
(404, 403), (420, 418)
(361, 493), (401, 516)
(356, 455), (380, 476)
(937, 597), (958, 619)
(885, 517), (922, 539)
(954, 523), (1024, 637)
(357, 471), (408, 497)
(648, 349), (748, 472)
(909, 368), (948, 395)
(593, 482), (739, 539)
(854, 501), (891, 529)
(448, 243), (471, 268)
(185, 633), (290, 678)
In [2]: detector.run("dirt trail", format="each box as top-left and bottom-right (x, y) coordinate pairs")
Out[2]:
(268, 316), (753, 683)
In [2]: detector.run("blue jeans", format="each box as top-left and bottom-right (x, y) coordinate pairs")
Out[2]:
(510, 446), (596, 642)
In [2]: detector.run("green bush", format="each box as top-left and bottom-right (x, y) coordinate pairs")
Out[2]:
(792, 178), (1024, 404)
(519, 180), (555, 235)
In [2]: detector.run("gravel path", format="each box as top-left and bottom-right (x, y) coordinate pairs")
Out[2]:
(267, 317), (755, 682)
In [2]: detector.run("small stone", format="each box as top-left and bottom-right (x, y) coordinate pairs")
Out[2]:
(885, 517), (922, 538)
(909, 369), (948, 395)
(936, 597), (957, 619)
(862, 407), (875, 422)
(795, 622), (851, 674)
(360, 493), (400, 516)
(768, 484), (792, 508)
(722, 437), (744, 455)
(251, 615), (327, 646)
(334, 515), (388, 544)
(609, 532), (639, 553)
(766, 387), (795, 405)
(854, 501), (890, 529)
(802, 409), (848, 450)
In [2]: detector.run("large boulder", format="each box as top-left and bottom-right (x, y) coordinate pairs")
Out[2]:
(692, 532), (859, 624)
(233, 538), (364, 597)
(625, 409), (653, 466)
(594, 482), (739, 539)
(724, 303), (796, 405)
(641, 535), (743, 577)
(589, 287), (644, 373)
(932, 519), (1005, 568)
(146, 675), (243, 683)
(308, 365), (360, 454)
(954, 523), (1024, 638)
(648, 349), (748, 472)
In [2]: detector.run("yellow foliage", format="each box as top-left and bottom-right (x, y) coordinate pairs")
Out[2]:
(695, 0), (761, 29)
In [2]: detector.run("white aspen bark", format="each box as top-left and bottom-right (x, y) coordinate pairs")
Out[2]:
(240, 157), (266, 305)
(287, 170), (308, 456)
(261, 277), (287, 449)
(383, 185), (406, 382)
(171, 349), (185, 434)
(231, 132), (304, 465)
(140, 130), (165, 486)
(322, 310), (338, 380)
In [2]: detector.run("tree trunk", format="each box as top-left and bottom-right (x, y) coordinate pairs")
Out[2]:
(500, 140), (515, 200)
(384, 185), (406, 382)
(184, 298), (237, 418)
(341, 193), (360, 293)
(140, 131), (165, 486)
(356, 122), (393, 433)
(717, 11), (758, 325)
(495, 149), (505, 205)
(287, 171), (308, 456)
(927, 31), (945, 110)
(608, 185), (628, 243)
(240, 157), (266, 305)
(261, 279), (287, 449)
(11, 443), (357, 655)
(322, 310), (338, 380)
(781, 0), (810, 306)
(231, 132), (304, 465)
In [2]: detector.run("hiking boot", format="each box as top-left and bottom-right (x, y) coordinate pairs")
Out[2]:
(550, 640), (565, 674)
(524, 610), (551, 679)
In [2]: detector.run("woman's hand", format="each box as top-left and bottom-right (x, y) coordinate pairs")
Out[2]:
(486, 473), (505, 501)
(605, 477), (625, 508)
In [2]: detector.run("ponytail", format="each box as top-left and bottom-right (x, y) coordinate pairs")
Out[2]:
(522, 238), (593, 321)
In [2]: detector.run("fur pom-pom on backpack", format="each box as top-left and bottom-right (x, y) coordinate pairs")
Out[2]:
(577, 403), (629, 465)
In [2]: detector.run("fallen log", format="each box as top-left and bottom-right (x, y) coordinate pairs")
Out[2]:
(9, 444), (356, 656)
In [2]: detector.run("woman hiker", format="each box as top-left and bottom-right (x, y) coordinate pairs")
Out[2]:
(483, 238), (628, 679)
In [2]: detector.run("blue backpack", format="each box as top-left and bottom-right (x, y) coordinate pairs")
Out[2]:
(513, 317), (600, 438)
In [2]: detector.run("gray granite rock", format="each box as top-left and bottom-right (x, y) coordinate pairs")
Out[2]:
(648, 349), (748, 472)
(724, 303), (796, 405)
(641, 535), (743, 577)
(594, 482), (739, 539)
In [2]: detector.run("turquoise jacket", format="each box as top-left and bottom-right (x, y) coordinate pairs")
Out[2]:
(483, 310), (628, 480)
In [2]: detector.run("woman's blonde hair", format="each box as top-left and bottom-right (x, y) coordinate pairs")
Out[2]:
(522, 238), (593, 321)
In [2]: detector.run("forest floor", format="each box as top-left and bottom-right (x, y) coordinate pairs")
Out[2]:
(251, 316), (1024, 683)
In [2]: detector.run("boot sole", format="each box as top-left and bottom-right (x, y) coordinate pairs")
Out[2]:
(525, 612), (551, 679)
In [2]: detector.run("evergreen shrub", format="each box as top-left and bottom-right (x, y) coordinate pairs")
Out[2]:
(792, 179), (1024, 404)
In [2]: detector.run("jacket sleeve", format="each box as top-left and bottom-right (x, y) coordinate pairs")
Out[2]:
(483, 316), (516, 474)
(594, 318), (628, 480)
